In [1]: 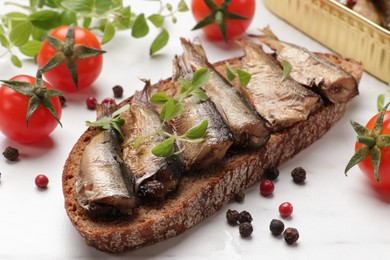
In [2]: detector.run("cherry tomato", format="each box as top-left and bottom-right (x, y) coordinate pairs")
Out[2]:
(0, 75), (62, 143)
(37, 25), (103, 92)
(191, 0), (256, 41)
(355, 112), (390, 190)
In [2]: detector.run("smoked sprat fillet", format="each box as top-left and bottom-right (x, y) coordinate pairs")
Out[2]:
(63, 40), (363, 252)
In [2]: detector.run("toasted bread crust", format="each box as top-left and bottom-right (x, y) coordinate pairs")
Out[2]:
(62, 54), (362, 252)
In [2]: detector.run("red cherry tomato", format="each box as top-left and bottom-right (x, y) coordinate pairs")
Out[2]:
(0, 75), (62, 143)
(355, 112), (390, 190)
(36, 25), (103, 92)
(191, 0), (256, 41)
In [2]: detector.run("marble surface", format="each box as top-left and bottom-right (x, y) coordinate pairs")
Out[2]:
(0, 0), (389, 259)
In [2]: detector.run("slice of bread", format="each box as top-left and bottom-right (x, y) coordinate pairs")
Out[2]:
(62, 53), (363, 253)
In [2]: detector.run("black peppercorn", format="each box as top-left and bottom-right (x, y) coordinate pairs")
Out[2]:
(283, 227), (299, 244)
(238, 210), (253, 223)
(291, 167), (306, 183)
(112, 85), (124, 98)
(3, 146), (19, 161)
(226, 209), (240, 225)
(264, 167), (279, 181)
(269, 219), (285, 236)
(59, 95), (66, 107)
(239, 222), (253, 237)
(234, 191), (245, 203)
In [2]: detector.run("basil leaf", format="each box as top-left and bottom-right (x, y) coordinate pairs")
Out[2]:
(225, 62), (236, 81)
(191, 68), (210, 89)
(150, 28), (169, 55)
(44, 0), (62, 8)
(10, 21), (33, 47)
(32, 26), (48, 41)
(101, 22), (115, 44)
(185, 119), (208, 139)
(83, 17), (92, 28)
(150, 92), (169, 105)
(2, 12), (28, 28)
(281, 60), (292, 81)
(19, 40), (42, 57)
(61, 0), (94, 13)
(10, 55), (22, 68)
(151, 137), (175, 157)
(148, 14), (164, 28)
(178, 0), (189, 12)
(236, 69), (251, 87)
(131, 14), (149, 38)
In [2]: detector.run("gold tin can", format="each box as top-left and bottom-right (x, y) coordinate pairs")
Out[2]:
(263, 0), (390, 82)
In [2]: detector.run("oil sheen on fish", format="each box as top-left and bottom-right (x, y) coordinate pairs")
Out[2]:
(238, 40), (322, 132)
(156, 57), (233, 171)
(122, 86), (183, 201)
(255, 28), (358, 103)
(180, 38), (270, 149)
(76, 103), (136, 217)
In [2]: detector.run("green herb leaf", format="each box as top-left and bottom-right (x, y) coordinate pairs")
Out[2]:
(9, 20), (33, 47)
(377, 94), (385, 112)
(192, 88), (208, 101)
(112, 104), (130, 118)
(101, 22), (115, 44)
(10, 55), (22, 67)
(151, 137), (175, 157)
(148, 14), (164, 28)
(160, 98), (182, 121)
(29, 10), (58, 21)
(19, 40), (42, 57)
(185, 119), (208, 139)
(150, 28), (169, 55)
(226, 62), (236, 81)
(131, 14), (149, 38)
(281, 60), (292, 81)
(59, 10), (77, 25)
(113, 6), (132, 29)
(2, 12), (29, 28)
(150, 92), (169, 105)
(61, 0), (94, 13)
(95, 0), (114, 15)
(191, 68), (210, 89)
(0, 34), (11, 49)
(237, 69), (251, 87)
(178, 0), (189, 12)
(179, 78), (191, 94)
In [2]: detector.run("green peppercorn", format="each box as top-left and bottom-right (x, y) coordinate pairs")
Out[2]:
(269, 219), (285, 236)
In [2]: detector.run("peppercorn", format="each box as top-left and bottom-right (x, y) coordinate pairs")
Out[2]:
(234, 191), (245, 203)
(238, 210), (253, 223)
(283, 227), (299, 244)
(269, 219), (285, 236)
(291, 167), (306, 184)
(226, 209), (240, 225)
(2, 146), (19, 161)
(264, 167), (279, 181)
(59, 95), (66, 107)
(112, 85), (124, 98)
(239, 222), (253, 237)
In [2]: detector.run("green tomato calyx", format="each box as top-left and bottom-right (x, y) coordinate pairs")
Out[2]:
(192, 0), (248, 43)
(40, 24), (106, 90)
(345, 102), (390, 182)
(0, 70), (63, 127)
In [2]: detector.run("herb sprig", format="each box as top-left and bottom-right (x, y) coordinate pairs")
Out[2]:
(225, 62), (251, 87)
(0, 0), (189, 67)
(132, 68), (211, 157)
